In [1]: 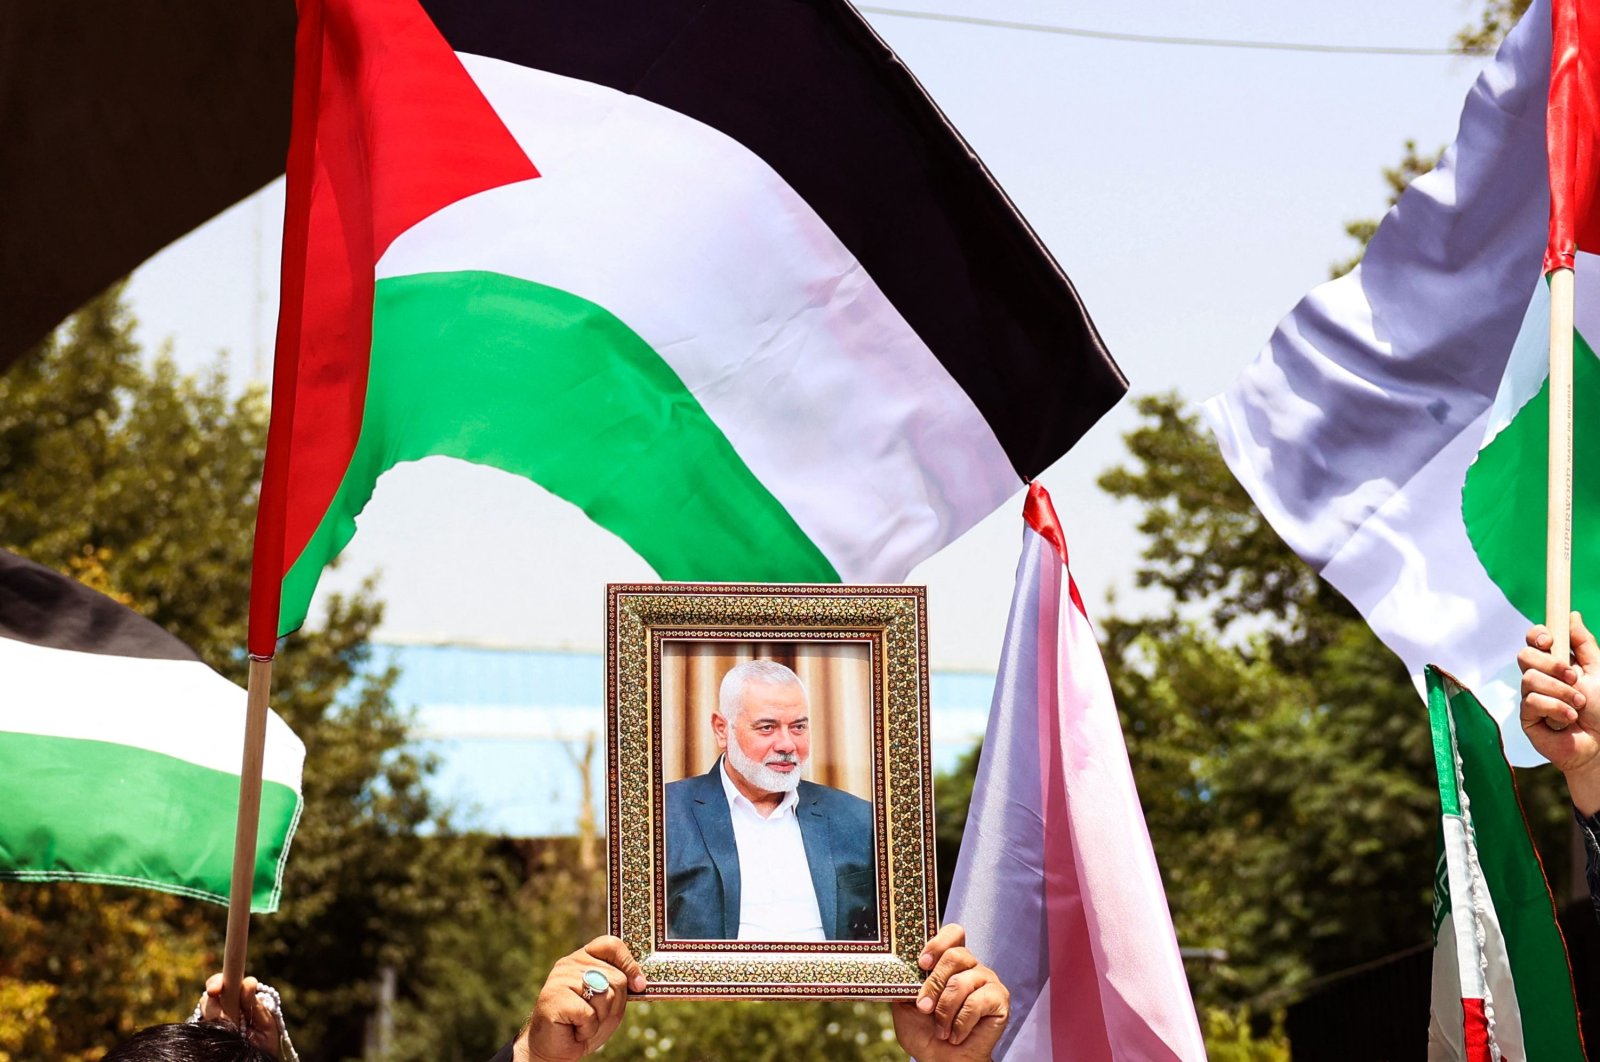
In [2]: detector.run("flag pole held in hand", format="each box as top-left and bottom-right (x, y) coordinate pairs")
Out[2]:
(1544, 0), (1592, 668)
(220, 655), (275, 1018)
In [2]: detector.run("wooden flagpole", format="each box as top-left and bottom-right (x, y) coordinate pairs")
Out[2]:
(1550, 266), (1576, 665)
(220, 655), (276, 1017)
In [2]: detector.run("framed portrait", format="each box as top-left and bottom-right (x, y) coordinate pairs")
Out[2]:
(605, 583), (937, 999)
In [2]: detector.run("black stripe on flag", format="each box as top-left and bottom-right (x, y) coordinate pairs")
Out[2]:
(0, 548), (199, 662)
(418, 0), (1126, 480)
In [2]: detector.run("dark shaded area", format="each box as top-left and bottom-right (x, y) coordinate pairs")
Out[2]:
(0, 546), (198, 660)
(1569, 899), (1600, 1058)
(1285, 899), (1600, 1060)
(0, 1), (295, 373)
(1284, 946), (1431, 1061)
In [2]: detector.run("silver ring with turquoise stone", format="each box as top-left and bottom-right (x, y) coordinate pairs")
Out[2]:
(581, 968), (610, 1001)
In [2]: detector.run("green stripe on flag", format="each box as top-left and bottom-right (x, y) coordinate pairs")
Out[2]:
(1462, 327), (1600, 624)
(1427, 668), (1462, 818)
(0, 732), (300, 912)
(278, 271), (839, 634)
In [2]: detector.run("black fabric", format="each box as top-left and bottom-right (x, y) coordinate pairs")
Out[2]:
(487, 1039), (516, 1062)
(0, 1), (294, 371)
(1578, 805), (1600, 926)
(0, 548), (198, 661)
(417, 0), (1126, 478)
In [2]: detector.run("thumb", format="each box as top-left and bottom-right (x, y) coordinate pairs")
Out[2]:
(584, 935), (648, 993)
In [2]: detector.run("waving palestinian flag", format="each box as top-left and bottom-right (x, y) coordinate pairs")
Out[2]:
(0, 549), (302, 912)
(248, 0), (1124, 655)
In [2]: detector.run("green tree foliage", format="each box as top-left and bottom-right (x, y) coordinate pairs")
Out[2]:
(0, 289), (519, 1061)
(1200, 1007), (1290, 1062)
(935, 294), (1574, 1020)
(0, 289), (263, 669)
(933, 742), (979, 909)
(925, 399), (1458, 1022)
(390, 840), (583, 1062)
(1097, 395), (1440, 1002)
(607, 997), (899, 1062)
(1094, 385), (1581, 1007)
(0, 885), (213, 1061)
(1096, 386), (1582, 999)
(924, 396), (1457, 1013)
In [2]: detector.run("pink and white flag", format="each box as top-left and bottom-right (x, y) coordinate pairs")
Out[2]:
(946, 483), (1204, 1061)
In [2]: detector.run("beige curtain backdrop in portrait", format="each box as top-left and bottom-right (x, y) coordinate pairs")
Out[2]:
(659, 640), (874, 802)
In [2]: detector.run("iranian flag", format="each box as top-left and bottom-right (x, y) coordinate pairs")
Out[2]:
(247, 0), (1125, 656)
(1424, 667), (1582, 1061)
(1206, 0), (1600, 764)
(0, 549), (303, 912)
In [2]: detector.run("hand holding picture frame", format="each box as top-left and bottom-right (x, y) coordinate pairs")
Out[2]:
(606, 583), (938, 999)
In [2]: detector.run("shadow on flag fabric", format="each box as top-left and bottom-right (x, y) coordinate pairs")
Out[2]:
(945, 484), (1204, 1061)
(1424, 667), (1582, 1060)
(1205, 0), (1600, 766)
(0, 548), (303, 912)
(246, 0), (1127, 657)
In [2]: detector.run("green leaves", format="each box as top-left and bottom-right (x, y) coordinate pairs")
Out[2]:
(0, 289), (515, 1061)
(1090, 387), (1579, 1019)
(1097, 396), (1438, 1005)
(0, 287), (266, 673)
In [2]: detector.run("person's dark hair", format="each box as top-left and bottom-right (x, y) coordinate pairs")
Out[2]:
(104, 1020), (275, 1062)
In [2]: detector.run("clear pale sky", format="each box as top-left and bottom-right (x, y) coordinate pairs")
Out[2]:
(122, 0), (1493, 667)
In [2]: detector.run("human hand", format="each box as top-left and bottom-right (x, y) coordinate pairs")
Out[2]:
(199, 974), (280, 1058)
(1519, 614), (1600, 812)
(891, 924), (1009, 1062)
(515, 936), (647, 1062)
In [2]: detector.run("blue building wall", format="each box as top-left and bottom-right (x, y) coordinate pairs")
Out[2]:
(377, 642), (994, 838)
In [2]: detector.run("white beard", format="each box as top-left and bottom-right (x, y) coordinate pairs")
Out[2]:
(725, 738), (803, 794)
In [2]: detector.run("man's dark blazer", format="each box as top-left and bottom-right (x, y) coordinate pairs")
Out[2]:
(664, 761), (878, 940)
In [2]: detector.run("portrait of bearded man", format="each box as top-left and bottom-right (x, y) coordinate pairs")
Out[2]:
(662, 659), (878, 941)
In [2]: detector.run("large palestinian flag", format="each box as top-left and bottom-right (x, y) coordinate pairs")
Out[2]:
(0, 549), (303, 912)
(248, 0), (1125, 656)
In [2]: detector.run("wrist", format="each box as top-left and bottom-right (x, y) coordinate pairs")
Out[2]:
(512, 1030), (560, 1062)
(1566, 762), (1600, 816)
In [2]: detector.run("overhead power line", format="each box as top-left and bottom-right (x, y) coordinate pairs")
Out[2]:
(855, 6), (1464, 57)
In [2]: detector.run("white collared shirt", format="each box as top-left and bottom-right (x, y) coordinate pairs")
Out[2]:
(719, 760), (826, 941)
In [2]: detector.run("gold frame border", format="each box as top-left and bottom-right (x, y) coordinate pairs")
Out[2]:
(605, 583), (936, 999)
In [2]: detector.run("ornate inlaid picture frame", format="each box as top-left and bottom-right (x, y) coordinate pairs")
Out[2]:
(605, 583), (937, 999)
